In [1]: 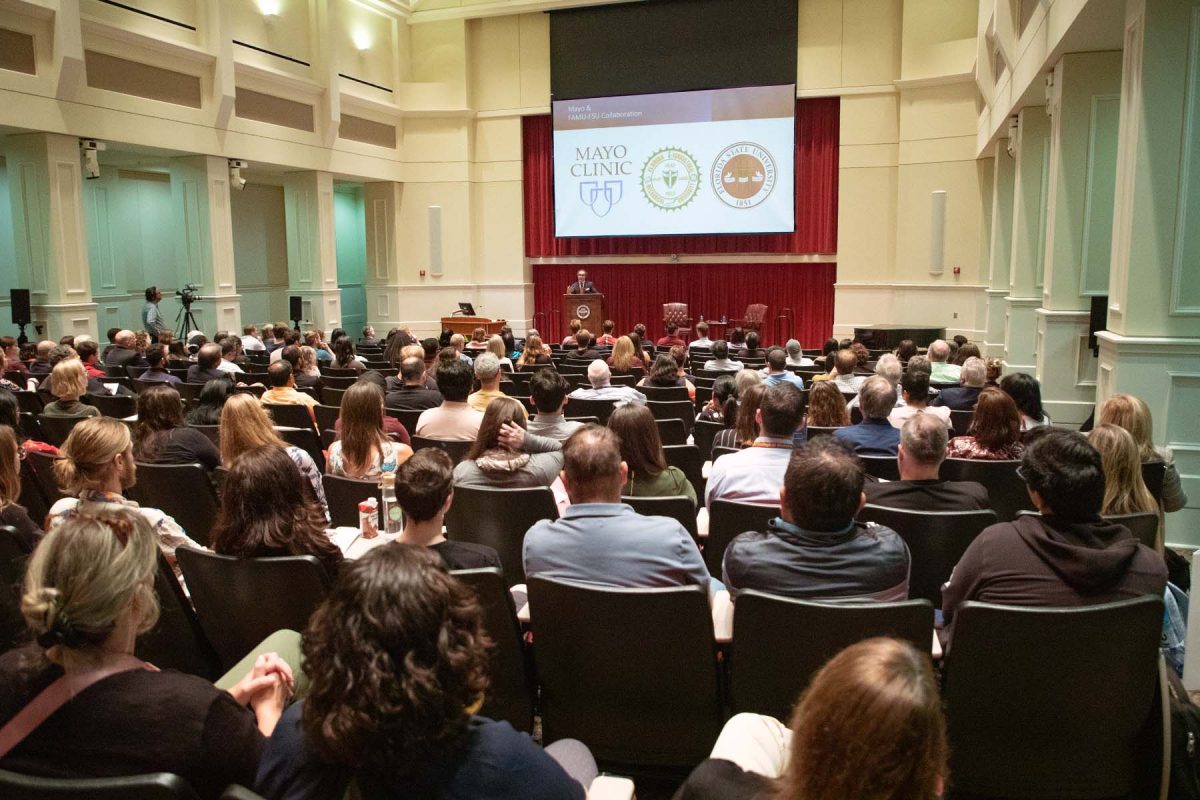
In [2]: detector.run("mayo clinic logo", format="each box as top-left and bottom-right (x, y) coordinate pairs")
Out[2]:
(712, 142), (777, 209)
(579, 180), (624, 217)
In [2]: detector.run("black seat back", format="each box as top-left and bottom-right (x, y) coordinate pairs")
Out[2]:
(275, 427), (326, 473)
(803, 425), (841, 440)
(126, 463), (219, 548)
(655, 418), (687, 445)
(24, 451), (64, 508)
(705, 500), (779, 578)
(562, 397), (617, 424)
(1106, 511), (1160, 550)
(410, 436), (471, 466)
(711, 445), (739, 462)
(692, 420), (725, 460)
(313, 404), (341, 434)
(663, 444), (705, 499)
(943, 596), (1164, 799)
(0, 769), (200, 799)
(939, 458), (1034, 521)
(622, 495), (699, 542)
(321, 474), (382, 529)
(452, 568), (534, 733)
(528, 577), (723, 767)
(263, 403), (316, 433)
(136, 551), (221, 680)
(36, 415), (87, 448)
(0, 526), (31, 654)
(647, 400), (695, 432)
(858, 505), (997, 604)
(949, 409), (974, 437)
(636, 385), (690, 402)
(17, 459), (49, 525)
(89, 393), (137, 419)
(1141, 461), (1166, 506)
(731, 592), (933, 720)
(384, 407), (424, 437)
(175, 549), (331, 670)
(444, 485), (557, 585)
(858, 455), (900, 481)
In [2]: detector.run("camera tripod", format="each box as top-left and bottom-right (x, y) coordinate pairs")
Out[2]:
(175, 303), (202, 341)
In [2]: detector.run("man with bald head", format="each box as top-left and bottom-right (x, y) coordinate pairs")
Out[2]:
(927, 339), (962, 384)
(186, 343), (229, 384)
(102, 329), (148, 371)
(448, 333), (472, 364)
(567, 360), (645, 405)
(864, 414), (989, 511)
(931, 356), (986, 410)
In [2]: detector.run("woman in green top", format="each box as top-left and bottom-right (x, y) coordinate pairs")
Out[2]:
(42, 359), (101, 418)
(608, 403), (697, 507)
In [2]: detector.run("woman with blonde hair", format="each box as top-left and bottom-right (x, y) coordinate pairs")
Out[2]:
(486, 334), (514, 371)
(0, 510), (294, 796)
(517, 334), (551, 368)
(42, 359), (99, 418)
(805, 380), (850, 429)
(218, 394), (328, 517)
(1099, 394), (1187, 512)
(0, 425), (41, 550)
(327, 382), (412, 479)
(452, 397), (563, 488)
(606, 335), (644, 374)
(675, 638), (947, 799)
(1087, 423), (1157, 518)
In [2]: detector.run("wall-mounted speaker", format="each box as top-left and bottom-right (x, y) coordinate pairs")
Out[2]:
(428, 205), (443, 277)
(289, 295), (303, 325)
(930, 190), (946, 275)
(10, 289), (31, 326)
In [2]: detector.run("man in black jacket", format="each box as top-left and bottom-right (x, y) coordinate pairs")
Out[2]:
(385, 357), (443, 411)
(864, 414), (989, 511)
(102, 330), (148, 372)
(186, 343), (230, 384)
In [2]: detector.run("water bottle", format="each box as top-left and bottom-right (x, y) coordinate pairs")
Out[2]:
(379, 472), (402, 534)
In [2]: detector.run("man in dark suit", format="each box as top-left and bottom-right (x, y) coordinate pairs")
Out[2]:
(864, 413), (989, 511)
(102, 330), (148, 372)
(186, 343), (230, 384)
(931, 356), (986, 410)
(567, 269), (597, 294)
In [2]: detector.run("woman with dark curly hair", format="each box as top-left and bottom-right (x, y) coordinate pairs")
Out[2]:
(255, 545), (594, 799)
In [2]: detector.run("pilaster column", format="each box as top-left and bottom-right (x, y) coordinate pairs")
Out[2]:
(168, 156), (241, 335)
(1098, 0), (1200, 546)
(1035, 52), (1122, 426)
(5, 133), (97, 338)
(284, 171), (341, 331)
(1003, 107), (1050, 374)
(983, 139), (1015, 357)
(362, 181), (403, 329)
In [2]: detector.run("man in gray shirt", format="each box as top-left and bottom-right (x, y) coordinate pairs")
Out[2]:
(567, 360), (645, 405)
(141, 286), (169, 339)
(703, 340), (744, 372)
(526, 369), (584, 441)
(523, 425), (714, 593)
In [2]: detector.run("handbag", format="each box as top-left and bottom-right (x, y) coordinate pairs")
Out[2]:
(1167, 668), (1200, 800)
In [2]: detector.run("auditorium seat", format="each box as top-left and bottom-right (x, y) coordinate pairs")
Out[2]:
(36, 414), (87, 447)
(705, 500), (779, 578)
(622, 495), (699, 542)
(939, 458), (1034, 521)
(320, 387), (347, 406)
(802, 425), (842, 440)
(655, 418), (687, 445)
(858, 505), (997, 605)
(1141, 461), (1166, 506)
(444, 485), (557, 585)
(312, 403), (341, 434)
(274, 427), (326, 473)
(263, 403), (317, 433)
(321, 474), (382, 529)
(384, 407), (423, 436)
(528, 577), (724, 768)
(410, 436), (471, 466)
(692, 419), (724, 460)
(14, 391), (43, 414)
(636, 385), (689, 402)
(730, 592), (933, 720)
(711, 445), (739, 462)
(136, 550), (221, 680)
(452, 568), (535, 733)
(176, 549), (331, 671)
(318, 366), (359, 378)
(0, 769), (201, 799)
(858, 455), (900, 481)
(663, 443), (705, 499)
(17, 459), (48, 524)
(89, 393), (137, 419)
(943, 596), (1164, 799)
(950, 409), (974, 437)
(1017, 510), (1159, 551)
(24, 451), (64, 507)
(127, 463), (220, 548)
(647, 399), (695, 433)
(0, 526), (30, 653)
(562, 397), (618, 424)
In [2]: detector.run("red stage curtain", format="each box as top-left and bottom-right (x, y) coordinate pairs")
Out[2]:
(531, 262), (836, 349)
(522, 98), (839, 256)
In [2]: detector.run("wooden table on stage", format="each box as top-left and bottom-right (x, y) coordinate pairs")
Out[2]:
(441, 317), (507, 337)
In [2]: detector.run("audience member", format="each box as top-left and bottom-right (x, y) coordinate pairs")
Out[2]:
(1087, 424), (1158, 518)
(594, 319), (617, 347)
(820, 349), (865, 394)
(931, 356), (986, 410)
(527, 369), (583, 441)
(270, 330), (301, 363)
(185, 379), (232, 426)
(691, 321), (713, 349)
(628, 331), (653, 366)
(675, 638), (945, 800)
(895, 338), (919, 363)
(833, 377), (901, 456)
(606, 336), (645, 374)
(641, 353), (695, 399)
(888, 367), (950, 429)
(562, 318), (581, 347)
(945, 387), (1025, 460)
(657, 324), (687, 348)
(287, 346), (320, 390)
(813, 337), (838, 368)
(1099, 394), (1187, 512)
(571, 330), (601, 361)
(28, 341), (53, 376)
(327, 382), (412, 479)
(926, 340), (960, 384)
(523, 426), (712, 592)
(517, 335), (552, 368)
(568, 361), (646, 405)
(132, 384), (219, 471)
(0, 425), (41, 550)
(999, 372), (1050, 430)
(865, 415), (989, 511)
(187, 344), (229, 385)
(699, 374), (737, 424)
(465, 327), (489, 351)
(219, 394), (328, 517)
(736, 331), (765, 361)
(760, 348), (805, 390)
(703, 340), (744, 372)
(0, 510), (292, 796)
(75, 339), (105, 378)
(453, 398), (563, 488)
(385, 356), (443, 411)
(485, 335), (514, 371)
(942, 429), (1167, 642)
(983, 356), (1003, 386)
(723, 437), (909, 600)
(216, 336), (245, 375)
(167, 339), (191, 366)
(467, 353), (505, 413)
(46, 417), (203, 565)
(805, 380), (850, 429)
(952, 342), (982, 366)
(707, 384), (804, 508)
(261, 361), (318, 424)
(0, 389), (56, 457)
(0, 337), (26, 375)
(784, 339), (813, 367)
(608, 403), (696, 506)
(416, 359), (485, 441)
(713, 380), (766, 450)
(391, 449), (501, 570)
(137, 345), (181, 385)
(256, 545), (590, 799)
(332, 338), (364, 374)
(210, 445), (342, 578)
(102, 330), (148, 371)
(241, 324), (265, 352)
(42, 360), (100, 418)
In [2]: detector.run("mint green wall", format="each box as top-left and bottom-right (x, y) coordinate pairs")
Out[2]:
(335, 187), (367, 334)
(231, 183), (289, 326)
(0, 161), (16, 334)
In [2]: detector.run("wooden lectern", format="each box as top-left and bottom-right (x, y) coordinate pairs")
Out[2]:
(563, 294), (605, 338)
(440, 316), (506, 337)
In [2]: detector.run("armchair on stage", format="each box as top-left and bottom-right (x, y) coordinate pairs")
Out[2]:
(729, 303), (769, 333)
(662, 303), (693, 340)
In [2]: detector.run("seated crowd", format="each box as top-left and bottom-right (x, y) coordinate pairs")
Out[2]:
(0, 321), (1187, 798)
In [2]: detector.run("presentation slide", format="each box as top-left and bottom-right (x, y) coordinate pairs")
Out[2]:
(552, 85), (795, 237)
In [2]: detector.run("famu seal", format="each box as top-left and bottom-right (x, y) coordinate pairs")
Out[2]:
(641, 147), (700, 211)
(712, 142), (776, 208)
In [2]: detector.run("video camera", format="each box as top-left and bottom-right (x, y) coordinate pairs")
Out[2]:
(176, 283), (201, 306)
